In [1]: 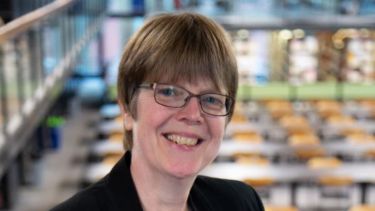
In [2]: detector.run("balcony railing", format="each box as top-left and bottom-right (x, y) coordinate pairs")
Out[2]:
(0, 0), (107, 178)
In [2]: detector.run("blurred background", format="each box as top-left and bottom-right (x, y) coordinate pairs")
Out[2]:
(0, 0), (375, 210)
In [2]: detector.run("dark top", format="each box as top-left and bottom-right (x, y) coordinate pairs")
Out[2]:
(51, 151), (264, 211)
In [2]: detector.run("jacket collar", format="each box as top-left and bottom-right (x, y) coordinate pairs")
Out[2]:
(106, 151), (212, 211)
(106, 151), (144, 211)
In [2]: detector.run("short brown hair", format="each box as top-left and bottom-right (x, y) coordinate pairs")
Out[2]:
(117, 12), (238, 150)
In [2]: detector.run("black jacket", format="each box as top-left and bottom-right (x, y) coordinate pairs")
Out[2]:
(51, 152), (264, 211)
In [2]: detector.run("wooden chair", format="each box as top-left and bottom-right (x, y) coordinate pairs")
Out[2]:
(232, 151), (261, 158)
(231, 102), (248, 123)
(359, 100), (375, 117)
(361, 100), (375, 118)
(288, 133), (320, 147)
(314, 100), (342, 119)
(108, 137), (123, 144)
(103, 150), (123, 158)
(243, 177), (275, 205)
(109, 132), (123, 141)
(265, 205), (298, 211)
(294, 146), (326, 160)
(364, 149), (375, 159)
(279, 115), (312, 135)
(103, 154), (122, 165)
(243, 177), (274, 187)
(279, 115), (309, 128)
(233, 152), (269, 166)
(347, 133), (375, 144)
(233, 131), (263, 143)
(316, 175), (356, 210)
(264, 100), (293, 119)
(231, 113), (248, 123)
(307, 157), (342, 169)
(327, 114), (355, 126)
(341, 127), (366, 136)
(318, 175), (353, 187)
(349, 204), (375, 211)
(115, 116), (123, 123)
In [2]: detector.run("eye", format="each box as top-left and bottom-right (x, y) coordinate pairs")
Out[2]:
(158, 87), (176, 96)
(202, 95), (224, 106)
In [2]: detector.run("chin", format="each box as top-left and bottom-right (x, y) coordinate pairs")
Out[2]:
(170, 171), (198, 179)
(166, 163), (202, 179)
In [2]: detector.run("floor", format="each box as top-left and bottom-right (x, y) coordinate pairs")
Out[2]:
(8, 106), (100, 211)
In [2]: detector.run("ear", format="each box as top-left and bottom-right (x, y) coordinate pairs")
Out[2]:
(118, 100), (134, 131)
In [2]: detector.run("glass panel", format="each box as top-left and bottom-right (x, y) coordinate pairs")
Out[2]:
(0, 102), (2, 134)
(0, 77), (3, 147)
(17, 34), (34, 105)
(42, 17), (62, 76)
(75, 10), (87, 43)
(340, 29), (375, 83)
(0, 132), (3, 152)
(28, 27), (44, 92)
(66, 9), (75, 52)
(231, 30), (271, 85)
(2, 40), (22, 133)
(75, 39), (100, 76)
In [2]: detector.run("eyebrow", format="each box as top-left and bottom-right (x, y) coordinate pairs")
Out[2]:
(174, 84), (227, 96)
(199, 88), (225, 95)
(154, 78), (227, 95)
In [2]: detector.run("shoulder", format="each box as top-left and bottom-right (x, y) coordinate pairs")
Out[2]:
(194, 175), (264, 210)
(50, 180), (110, 211)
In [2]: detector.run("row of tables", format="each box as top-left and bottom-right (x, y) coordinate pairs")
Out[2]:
(89, 102), (375, 209)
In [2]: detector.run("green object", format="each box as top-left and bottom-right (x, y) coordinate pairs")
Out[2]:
(238, 82), (291, 100)
(46, 116), (65, 127)
(108, 85), (118, 101)
(237, 82), (375, 101)
(342, 83), (375, 99)
(296, 82), (338, 100)
(237, 85), (252, 100)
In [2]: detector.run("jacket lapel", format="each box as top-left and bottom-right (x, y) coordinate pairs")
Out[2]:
(107, 151), (143, 211)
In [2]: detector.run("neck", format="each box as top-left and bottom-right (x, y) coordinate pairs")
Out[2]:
(130, 153), (195, 211)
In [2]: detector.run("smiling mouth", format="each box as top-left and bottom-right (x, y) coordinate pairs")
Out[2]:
(164, 134), (202, 146)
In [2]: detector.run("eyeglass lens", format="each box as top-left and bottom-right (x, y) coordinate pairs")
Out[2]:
(153, 84), (231, 116)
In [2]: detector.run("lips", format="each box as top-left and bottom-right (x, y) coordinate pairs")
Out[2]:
(164, 134), (203, 146)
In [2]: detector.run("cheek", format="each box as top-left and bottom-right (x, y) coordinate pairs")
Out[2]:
(208, 118), (226, 142)
(135, 101), (172, 135)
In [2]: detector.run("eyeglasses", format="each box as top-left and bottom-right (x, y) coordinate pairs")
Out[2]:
(138, 83), (233, 116)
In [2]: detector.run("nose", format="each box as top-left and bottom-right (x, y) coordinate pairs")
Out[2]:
(175, 97), (204, 124)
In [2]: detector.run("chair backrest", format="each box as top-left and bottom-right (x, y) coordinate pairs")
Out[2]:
(233, 153), (269, 166)
(243, 177), (275, 205)
(243, 177), (274, 187)
(294, 146), (326, 160)
(349, 204), (375, 211)
(288, 133), (320, 146)
(365, 149), (375, 159)
(265, 205), (298, 211)
(307, 157), (342, 169)
(316, 175), (356, 210)
(318, 175), (353, 186)
(233, 131), (263, 143)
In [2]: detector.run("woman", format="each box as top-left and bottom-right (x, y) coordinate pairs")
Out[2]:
(52, 12), (264, 211)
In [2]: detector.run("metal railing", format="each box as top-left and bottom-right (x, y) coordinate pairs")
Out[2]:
(0, 0), (107, 180)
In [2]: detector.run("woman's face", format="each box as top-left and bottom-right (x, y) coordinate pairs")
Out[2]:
(129, 79), (227, 179)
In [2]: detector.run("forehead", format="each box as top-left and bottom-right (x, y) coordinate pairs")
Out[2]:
(177, 79), (224, 94)
(150, 74), (227, 94)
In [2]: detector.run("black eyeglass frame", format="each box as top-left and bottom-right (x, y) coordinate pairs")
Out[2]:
(138, 83), (234, 116)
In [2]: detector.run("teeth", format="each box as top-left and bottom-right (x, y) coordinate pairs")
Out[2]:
(166, 134), (198, 146)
